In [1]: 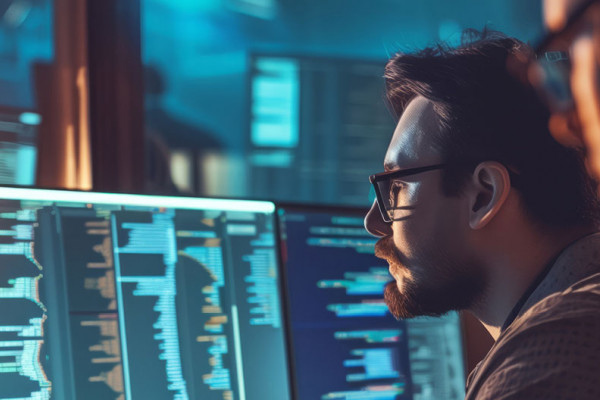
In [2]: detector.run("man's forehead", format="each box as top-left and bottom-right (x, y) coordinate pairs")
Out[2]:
(383, 96), (442, 170)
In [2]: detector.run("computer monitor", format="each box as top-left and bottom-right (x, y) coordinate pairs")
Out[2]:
(0, 106), (40, 186)
(0, 187), (291, 400)
(278, 204), (466, 400)
(248, 54), (395, 207)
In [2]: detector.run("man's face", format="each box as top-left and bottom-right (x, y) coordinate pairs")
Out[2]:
(365, 96), (485, 319)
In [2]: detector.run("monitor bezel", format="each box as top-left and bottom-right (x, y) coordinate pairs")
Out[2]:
(0, 184), (276, 213)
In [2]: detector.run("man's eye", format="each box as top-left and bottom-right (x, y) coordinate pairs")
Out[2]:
(388, 181), (404, 207)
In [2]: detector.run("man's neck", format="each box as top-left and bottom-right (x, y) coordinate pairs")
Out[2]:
(470, 225), (595, 340)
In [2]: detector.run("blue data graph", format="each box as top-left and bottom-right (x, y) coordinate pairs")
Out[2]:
(0, 207), (51, 400)
(113, 211), (188, 399)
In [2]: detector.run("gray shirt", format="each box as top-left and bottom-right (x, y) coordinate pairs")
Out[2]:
(465, 233), (600, 400)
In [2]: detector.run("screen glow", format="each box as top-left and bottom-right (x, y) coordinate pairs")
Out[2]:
(0, 187), (275, 212)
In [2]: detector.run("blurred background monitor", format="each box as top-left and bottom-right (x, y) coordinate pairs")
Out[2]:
(278, 204), (465, 400)
(0, 106), (39, 185)
(141, 0), (543, 203)
(248, 54), (393, 206)
(0, 0), (52, 188)
(0, 187), (290, 400)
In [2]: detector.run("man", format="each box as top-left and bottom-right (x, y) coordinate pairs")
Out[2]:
(364, 31), (600, 399)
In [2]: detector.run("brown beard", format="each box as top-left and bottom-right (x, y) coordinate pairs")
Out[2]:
(375, 235), (485, 319)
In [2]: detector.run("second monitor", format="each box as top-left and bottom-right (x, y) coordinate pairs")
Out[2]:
(278, 204), (465, 400)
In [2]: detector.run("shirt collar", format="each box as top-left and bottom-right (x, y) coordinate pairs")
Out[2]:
(501, 232), (600, 332)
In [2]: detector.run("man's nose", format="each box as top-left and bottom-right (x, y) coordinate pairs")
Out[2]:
(364, 200), (393, 237)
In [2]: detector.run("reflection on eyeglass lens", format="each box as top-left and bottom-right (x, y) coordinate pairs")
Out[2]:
(531, 51), (573, 112)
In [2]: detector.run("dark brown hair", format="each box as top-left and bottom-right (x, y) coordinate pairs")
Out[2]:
(385, 29), (599, 228)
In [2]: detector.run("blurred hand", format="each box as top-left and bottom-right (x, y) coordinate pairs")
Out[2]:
(544, 0), (587, 31)
(571, 33), (600, 176)
(544, 0), (600, 181)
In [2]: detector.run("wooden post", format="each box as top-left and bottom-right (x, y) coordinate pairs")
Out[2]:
(36, 0), (92, 190)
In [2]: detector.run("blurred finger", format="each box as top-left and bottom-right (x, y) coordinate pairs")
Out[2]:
(548, 111), (584, 147)
(571, 33), (600, 179)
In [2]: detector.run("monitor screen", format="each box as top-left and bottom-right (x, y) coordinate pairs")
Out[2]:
(0, 187), (291, 400)
(247, 54), (395, 207)
(278, 205), (465, 400)
(0, 107), (40, 186)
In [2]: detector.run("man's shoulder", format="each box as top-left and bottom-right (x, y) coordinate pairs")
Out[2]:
(503, 272), (600, 353)
(520, 271), (600, 323)
(465, 273), (600, 400)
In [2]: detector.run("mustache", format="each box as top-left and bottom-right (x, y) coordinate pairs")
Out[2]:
(374, 236), (411, 275)
(374, 236), (398, 262)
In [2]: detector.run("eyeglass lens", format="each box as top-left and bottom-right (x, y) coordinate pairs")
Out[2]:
(533, 51), (573, 112)
(374, 178), (412, 221)
(532, 0), (600, 113)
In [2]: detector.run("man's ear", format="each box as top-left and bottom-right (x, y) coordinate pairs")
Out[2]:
(468, 161), (512, 230)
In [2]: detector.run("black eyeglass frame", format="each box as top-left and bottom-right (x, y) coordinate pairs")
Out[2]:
(369, 163), (448, 223)
(369, 162), (520, 223)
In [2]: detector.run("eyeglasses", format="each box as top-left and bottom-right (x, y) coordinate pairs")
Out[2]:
(369, 162), (521, 223)
(526, 0), (600, 113)
(369, 163), (448, 223)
